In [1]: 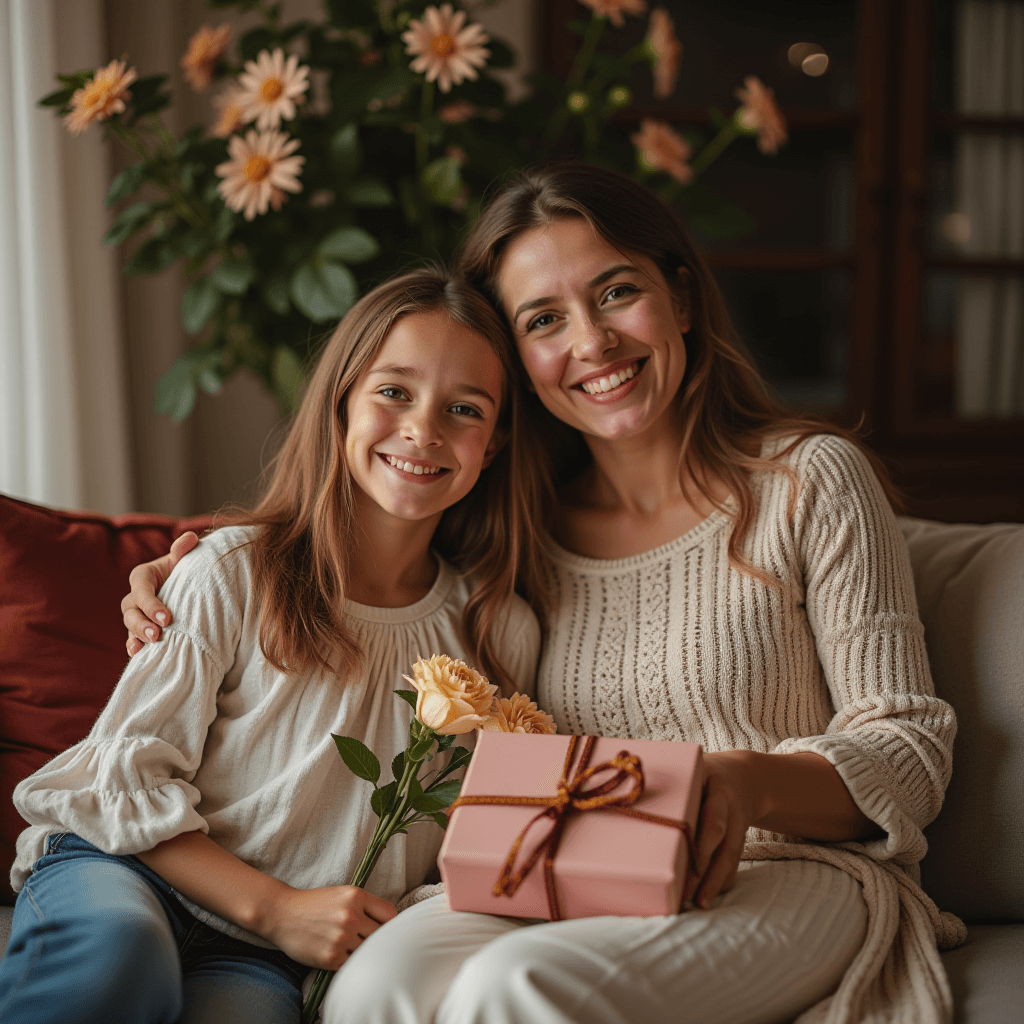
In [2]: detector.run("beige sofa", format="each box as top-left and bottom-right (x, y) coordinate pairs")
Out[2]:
(2, 516), (1022, 1021)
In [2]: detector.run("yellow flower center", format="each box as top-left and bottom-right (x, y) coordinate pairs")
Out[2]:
(261, 78), (284, 101)
(80, 78), (110, 107)
(431, 33), (457, 58)
(245, 155), (272, 182)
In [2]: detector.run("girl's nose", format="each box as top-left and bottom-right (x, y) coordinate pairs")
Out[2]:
(401, 408), (443, 448)
(571, 315), (618, 362)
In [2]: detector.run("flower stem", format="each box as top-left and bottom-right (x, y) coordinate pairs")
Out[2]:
(689, 117), (741, 180)
(540, 14), (606, 158)
(416, 79), (434, 173)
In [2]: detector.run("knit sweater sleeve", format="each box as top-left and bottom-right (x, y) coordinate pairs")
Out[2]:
(772, 436), (956, 865)
(12, 527), (252, 862)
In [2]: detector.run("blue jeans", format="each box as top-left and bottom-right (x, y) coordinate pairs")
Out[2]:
(0, 832), (308, 1024)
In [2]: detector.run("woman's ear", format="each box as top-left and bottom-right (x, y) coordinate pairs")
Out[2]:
(674, 267), (692, 335)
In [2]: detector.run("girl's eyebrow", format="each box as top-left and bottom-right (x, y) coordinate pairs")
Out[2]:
(367, 365), (496, 405)
(511, 263), (642, 324)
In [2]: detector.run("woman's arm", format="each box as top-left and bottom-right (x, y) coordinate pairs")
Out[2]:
(137, 830), (396, 969)
(684, 750), (878, 908)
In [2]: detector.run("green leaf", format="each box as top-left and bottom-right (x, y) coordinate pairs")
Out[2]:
(39, 86), (75, 108)
(487, 38), (515, 69)
(213, 206), (235, 244)
(675, 181), (755, 240)
(430, 812), (449, 829)
(332, 735), (381, 784)
(391, 751), (405, 782)
(211, 256), (255, 295)
(436, 733), (456, 752)
(411, 787), (447, 814)
(344, 177), (395, 207)
(271, 345), (306, 410)
(395, 689), (418, 711)
(124, 236), (178, 275)
(330, 123), (362, 178)
(422, 778), (462, 807)
(239, 27), (276, 62)
(263, 275), (290, 316)
(289, 259), (357, 322)
(317, 226), (380, 264)
(432, 745), (472, 784)
(154, 357), (198, 422)
(127, 74), (170, 125)
(370, 780), (398, 818)
(197, 364), (222, 395)
(421, 156), (462, 205)
(181, 277), (221, 335)
(324, 0), (376, 28)
(103, 201), (159, 245)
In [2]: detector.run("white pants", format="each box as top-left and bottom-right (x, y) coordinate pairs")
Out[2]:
(322, 859), (868, 1024)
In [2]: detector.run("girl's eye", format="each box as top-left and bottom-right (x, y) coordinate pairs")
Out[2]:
(378, 386), (406, 399)
(526, 311), (557, 332)
(449, 403), (481, 418)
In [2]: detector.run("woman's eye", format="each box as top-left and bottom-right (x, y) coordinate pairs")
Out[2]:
(604, 284), (636, 303)
(449, 403), (480, 418)
(526, 312), (557, 331)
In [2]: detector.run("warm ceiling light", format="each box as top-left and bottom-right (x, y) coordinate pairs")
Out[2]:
(802, 52), (829, 76)
(787, 42), (820, 68)
(939, 212), (972, 246)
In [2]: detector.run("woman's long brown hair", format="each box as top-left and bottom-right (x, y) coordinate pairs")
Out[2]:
(455, 163), (902, 584)
(232, 266), (549, 693)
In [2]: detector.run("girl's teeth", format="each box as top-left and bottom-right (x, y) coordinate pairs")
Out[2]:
(582, 363), (637, 394)
(385, 455), (439, 475)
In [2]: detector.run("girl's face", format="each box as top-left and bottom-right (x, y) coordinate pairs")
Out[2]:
(344, 309), (505, 524)
(496, 217), (690, 445)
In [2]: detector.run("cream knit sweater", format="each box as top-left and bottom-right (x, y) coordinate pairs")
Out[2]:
(537, 434), (965, 1024)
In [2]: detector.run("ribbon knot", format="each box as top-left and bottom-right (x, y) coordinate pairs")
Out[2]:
(450, 735), (690, 920)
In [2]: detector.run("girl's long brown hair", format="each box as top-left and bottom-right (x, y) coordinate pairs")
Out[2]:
(456, 163), (901, 583)
(233, 266), (549, 693)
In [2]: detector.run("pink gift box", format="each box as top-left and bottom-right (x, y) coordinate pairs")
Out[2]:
(438, 732), (703, 920)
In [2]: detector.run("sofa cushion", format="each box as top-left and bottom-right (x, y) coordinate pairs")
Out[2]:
(0, 494), (212, 905)
(899, 517), (1024, 923)
(941, 923), (1024, 1024)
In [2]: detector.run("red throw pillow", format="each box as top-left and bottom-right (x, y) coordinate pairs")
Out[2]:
(0, 493), (213, 904)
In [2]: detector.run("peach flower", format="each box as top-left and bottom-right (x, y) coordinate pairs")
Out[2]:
(735, 75), (788, 155)
(401, 4), (490, 94)
(404, 655), (497, 736)
(481, 694), (557, 735)
(631, 117), (693, 184)
(215, 128), (304, 220)
(647, 8), (681, 99)
(64, 58), (138, 135)
(237, 48), (310, 130)
(578, 0), (648, 29)
(211, 84), (247, 138)
(181, 24), (232, 92)
(439, 100), (478, 123)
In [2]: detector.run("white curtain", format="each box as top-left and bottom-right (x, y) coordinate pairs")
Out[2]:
(955, 0), (1024, 418)
(0, 0), (131, 512)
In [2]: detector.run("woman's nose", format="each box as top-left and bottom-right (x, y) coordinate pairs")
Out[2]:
(401, 408), (443, 448)
(571, 315), (618, 361)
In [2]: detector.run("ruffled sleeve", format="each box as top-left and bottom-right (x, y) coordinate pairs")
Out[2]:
(772, 436), (957, 865)
(12, 527), (254, 868)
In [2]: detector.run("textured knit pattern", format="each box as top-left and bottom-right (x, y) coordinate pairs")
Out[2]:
(537, 435), (965, 1024)
(11, 526), (541, 947)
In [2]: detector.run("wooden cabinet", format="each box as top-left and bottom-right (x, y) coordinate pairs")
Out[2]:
(541, 0), (1024, 521)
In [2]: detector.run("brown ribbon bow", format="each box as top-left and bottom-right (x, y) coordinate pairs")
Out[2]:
(450, 734), (694, 921)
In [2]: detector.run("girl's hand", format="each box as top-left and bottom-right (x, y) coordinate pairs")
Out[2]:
(682, 750), (759, 910)
(262, 884), (398, 970)
(122, 531), (199, 655)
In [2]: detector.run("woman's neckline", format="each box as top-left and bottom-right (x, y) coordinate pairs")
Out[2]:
(344, 553), (455, 623)
(544, 503), (732, 572)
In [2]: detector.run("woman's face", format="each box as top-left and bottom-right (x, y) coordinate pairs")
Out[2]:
(344, 309), (504, 524)
(496, 217), (690, 445)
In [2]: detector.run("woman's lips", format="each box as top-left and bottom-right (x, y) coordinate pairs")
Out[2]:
(574, 359), (646, 400)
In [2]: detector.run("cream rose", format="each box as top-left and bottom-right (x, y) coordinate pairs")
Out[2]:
(404, 655), (497, 736)
(480, 693), (557, 735)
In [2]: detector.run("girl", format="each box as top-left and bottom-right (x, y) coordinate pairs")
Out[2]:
(0, 267), (547, 1024)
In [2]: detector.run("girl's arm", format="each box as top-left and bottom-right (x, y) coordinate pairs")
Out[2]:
(137, 830), (396, 969)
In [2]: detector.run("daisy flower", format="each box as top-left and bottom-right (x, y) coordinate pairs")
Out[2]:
(64, 58), (137, 135)
(181, 24), (232, 92)
(215, 129), (304, 220)
(578, 0), (648, 29)
(647, 8), (682, 99)
(401, 4), (490, 94)
(631, 118), (693, 184)
(735, 76), (788, 155)
(237, 48), (310, 130)
(210, 84), (247, 139)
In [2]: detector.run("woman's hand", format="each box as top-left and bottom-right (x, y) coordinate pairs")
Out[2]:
(261, 884), (397, 970)
(682, 750), (878, 910)
(683, 750), (758, 910)
(122, 531), (199, 656)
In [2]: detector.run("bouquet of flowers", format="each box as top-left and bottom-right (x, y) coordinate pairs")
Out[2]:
(302, 653), (556, 1022)
(40, 0), (787, 421)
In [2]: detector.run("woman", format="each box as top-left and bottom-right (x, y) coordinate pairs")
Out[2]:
(121, 164), (962, 1024)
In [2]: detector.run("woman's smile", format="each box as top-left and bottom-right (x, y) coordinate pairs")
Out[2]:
(376, 451), (449, 478)
(574, 357), (646, 398)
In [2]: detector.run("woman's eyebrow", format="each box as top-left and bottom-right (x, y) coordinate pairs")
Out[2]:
(512, 263), (642, 324)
